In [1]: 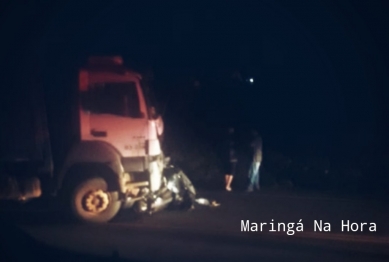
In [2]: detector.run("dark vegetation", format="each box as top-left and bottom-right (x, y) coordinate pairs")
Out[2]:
(164, 123), (389, 197)
(150, 71), (389, 197)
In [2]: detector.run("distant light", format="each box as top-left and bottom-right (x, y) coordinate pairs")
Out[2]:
(249, 78), (254, 83)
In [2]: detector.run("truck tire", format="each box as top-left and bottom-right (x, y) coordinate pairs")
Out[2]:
(70, 177), (121, 223)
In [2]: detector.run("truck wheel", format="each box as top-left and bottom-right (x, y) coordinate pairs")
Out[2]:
(70, 177), (121, 223)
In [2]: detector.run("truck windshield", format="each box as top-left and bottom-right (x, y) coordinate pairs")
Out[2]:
(82, 82), (141, 118)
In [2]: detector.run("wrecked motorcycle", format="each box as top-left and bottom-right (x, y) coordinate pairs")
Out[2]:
(129, 157), (218, 215)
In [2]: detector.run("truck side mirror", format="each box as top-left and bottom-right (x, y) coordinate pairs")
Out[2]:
(150, 106), (158, 119)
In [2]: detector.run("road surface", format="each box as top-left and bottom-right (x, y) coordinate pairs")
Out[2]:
(1, 190), (389, 261)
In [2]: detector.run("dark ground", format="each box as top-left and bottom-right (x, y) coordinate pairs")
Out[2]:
(1, 189), (389, 262)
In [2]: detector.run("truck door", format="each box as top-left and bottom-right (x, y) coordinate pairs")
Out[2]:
(80, 81), (148, 158)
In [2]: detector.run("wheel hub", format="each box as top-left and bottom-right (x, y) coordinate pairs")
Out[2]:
(83, 190), (110, 213)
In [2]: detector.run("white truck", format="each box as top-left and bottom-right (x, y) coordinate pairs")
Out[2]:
(0, 56), (194, 223)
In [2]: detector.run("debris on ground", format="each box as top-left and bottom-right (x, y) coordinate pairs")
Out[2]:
(195, 198), (220, 207)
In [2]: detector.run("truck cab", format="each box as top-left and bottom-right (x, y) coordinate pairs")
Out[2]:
(59, 56), (168, 222)
(0, 56), (170, 223)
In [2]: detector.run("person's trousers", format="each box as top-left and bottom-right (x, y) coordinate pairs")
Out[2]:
(248, 161), (260, 191)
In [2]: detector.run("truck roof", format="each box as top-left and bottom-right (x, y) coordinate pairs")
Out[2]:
(83, 56), (142, 79)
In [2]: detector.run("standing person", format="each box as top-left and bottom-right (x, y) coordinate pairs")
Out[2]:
(224, 127), (238, 191)
(247, 130), (263, 192)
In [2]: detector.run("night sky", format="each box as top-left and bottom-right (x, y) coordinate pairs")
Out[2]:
(1, 0), (389, 164)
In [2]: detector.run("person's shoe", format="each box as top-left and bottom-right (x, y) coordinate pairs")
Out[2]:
(226, 187), (232, 192)
(246, 187), (253, 193)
